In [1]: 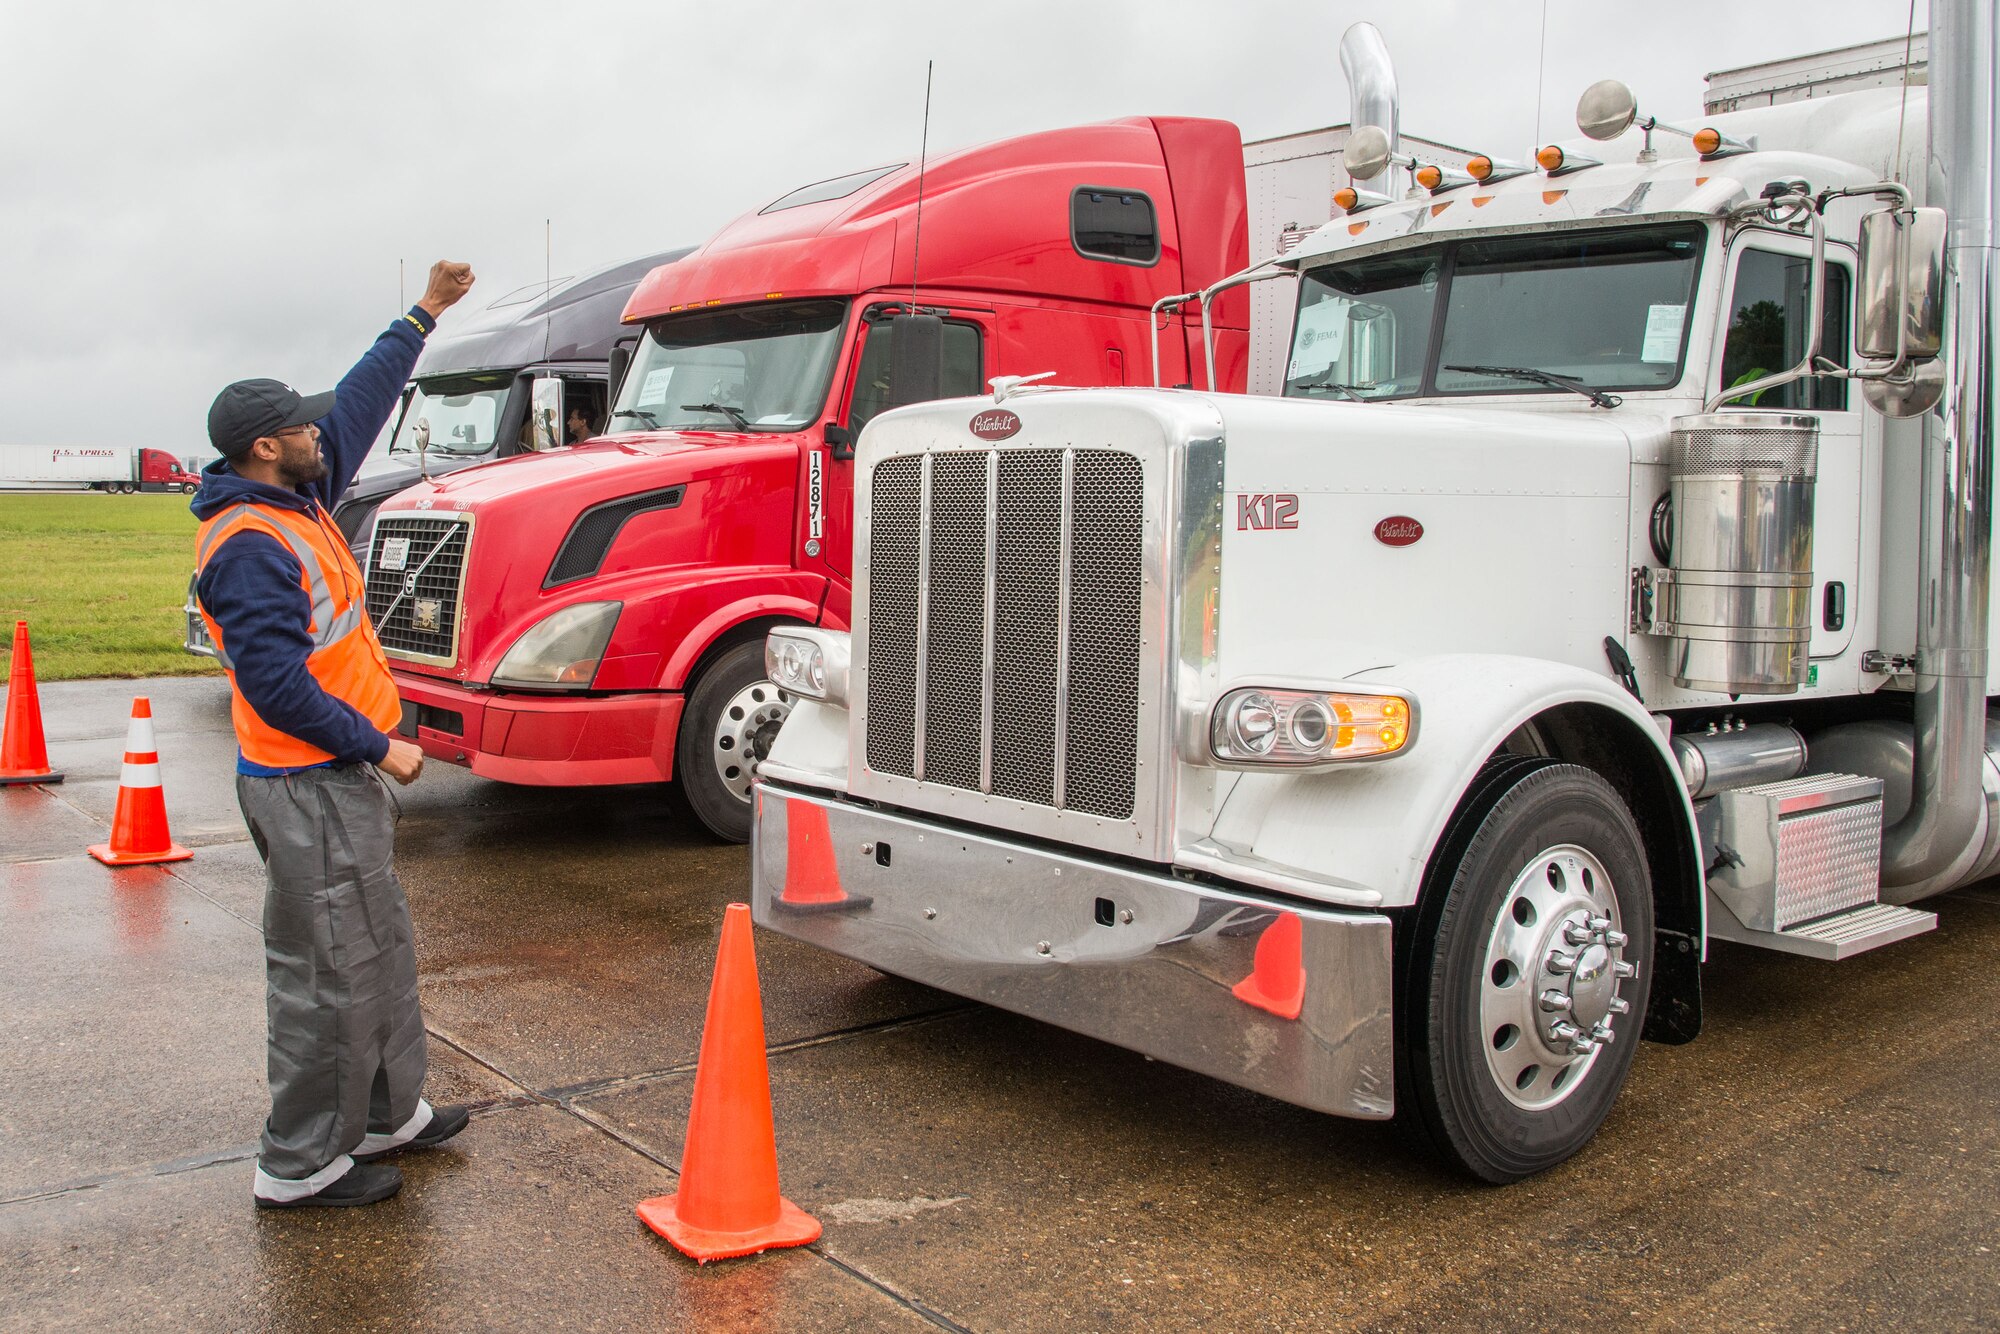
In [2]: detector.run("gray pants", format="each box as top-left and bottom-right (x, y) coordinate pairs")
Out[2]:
(238, 764), (429, 1196)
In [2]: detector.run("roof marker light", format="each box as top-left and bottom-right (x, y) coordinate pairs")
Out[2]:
(1688, 126), (1754, 158)
(1333, 185), (1395, 214)
(1538, 145), (1602, 177)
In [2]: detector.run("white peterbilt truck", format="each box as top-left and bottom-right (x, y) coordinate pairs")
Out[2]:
(746, 11), (1996, 1183)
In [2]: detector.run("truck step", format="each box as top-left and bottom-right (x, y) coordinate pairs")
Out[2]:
(1705, 895), (1937, 960)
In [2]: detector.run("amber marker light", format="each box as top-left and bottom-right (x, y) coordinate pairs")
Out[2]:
(1466, 155), (1494, 182)
(1692, 127), (1723, 155)
(1333, 186), (1360, 210)
(1537, 145), (1566, 172)
(1415, 164), (1443, 190)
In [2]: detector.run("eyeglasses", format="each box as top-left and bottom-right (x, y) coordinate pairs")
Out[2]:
(269, 424), (319, 441)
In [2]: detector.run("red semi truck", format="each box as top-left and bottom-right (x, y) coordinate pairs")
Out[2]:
(368, 116), (1251, 839)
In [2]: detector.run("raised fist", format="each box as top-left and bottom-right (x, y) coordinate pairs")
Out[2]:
(417, 261), (476, 319)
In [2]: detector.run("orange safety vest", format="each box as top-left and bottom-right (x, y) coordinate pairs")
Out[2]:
(194, 500), (401, 769)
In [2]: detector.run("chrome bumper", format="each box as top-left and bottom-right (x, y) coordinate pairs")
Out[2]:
(751, 783), (1396, 1120)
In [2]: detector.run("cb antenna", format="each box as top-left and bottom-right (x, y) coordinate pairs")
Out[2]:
(543, 218), (554, 363)
(910, 59), (933, 305)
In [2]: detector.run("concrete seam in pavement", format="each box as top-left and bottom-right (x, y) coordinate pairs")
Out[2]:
(0, 1144), (260, 1208)
(541, 1003), (979, 1104)
(810, 1250), (978, 1333)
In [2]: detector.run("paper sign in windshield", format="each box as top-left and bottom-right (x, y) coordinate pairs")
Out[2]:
(1641, 304), (1687, 363)
(1287, 300), (1350, 380)
(637, 367), (676, 406)
(378, 537), (410, 572)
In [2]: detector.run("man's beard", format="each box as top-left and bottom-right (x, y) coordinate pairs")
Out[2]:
(278, 440), (328, 487)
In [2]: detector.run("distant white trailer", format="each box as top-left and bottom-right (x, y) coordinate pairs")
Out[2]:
(1242, 128), (1471, 395)
(0, 445), (199, 493)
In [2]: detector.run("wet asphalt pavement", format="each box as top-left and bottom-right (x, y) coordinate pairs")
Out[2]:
(3, 674), (1998, 1331)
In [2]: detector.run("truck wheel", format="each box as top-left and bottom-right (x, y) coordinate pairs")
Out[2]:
(675, 639), (794, 843)
(181, 482), (197, 494)
(1399, 760), (1654, 1183)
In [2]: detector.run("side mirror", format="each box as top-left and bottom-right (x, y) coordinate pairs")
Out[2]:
(1857, 206), (1946, 363)
(885, 313), (944, 410)
(823, 422), (854, 461)
(1342, 125), (1392, 182)
(607, 337), (636, 402)
(530, 376), (564, 451)
(1576, 80), (1639, 141)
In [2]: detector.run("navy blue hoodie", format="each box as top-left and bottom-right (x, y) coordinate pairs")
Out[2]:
(192, 307), (436, 775)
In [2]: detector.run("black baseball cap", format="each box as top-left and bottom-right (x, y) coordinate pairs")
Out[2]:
(207, 379), (337, 459)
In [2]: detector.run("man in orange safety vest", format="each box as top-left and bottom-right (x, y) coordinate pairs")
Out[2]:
(193, 260), (475, 1209)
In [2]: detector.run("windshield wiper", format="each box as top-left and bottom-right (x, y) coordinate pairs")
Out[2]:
(1294, 378), (1365, 402)
(680, 402), (751, 430)
(611, 408), (659, 425)
(1445, 364), (1622, 409)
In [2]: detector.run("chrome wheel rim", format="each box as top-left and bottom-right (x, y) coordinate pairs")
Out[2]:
(709, 679), (792, 802)
(1479, 843), (1636, 1111)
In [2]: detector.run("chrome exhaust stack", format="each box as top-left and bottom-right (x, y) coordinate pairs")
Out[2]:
(1339, 22), (1401, 197)
(1882, 0), (1998, 900)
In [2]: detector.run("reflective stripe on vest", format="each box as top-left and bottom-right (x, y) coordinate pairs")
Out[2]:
(194, 499), (400, 769)
(194, 504), (362, 669)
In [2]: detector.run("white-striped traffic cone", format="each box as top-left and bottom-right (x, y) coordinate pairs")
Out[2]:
(88, 697), (191, 866)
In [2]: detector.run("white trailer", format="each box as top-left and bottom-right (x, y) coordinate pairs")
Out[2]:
(747, 14), (1992, 1183)
(0, 445), (198, 493)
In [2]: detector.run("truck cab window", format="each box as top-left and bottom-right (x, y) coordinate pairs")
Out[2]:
(1720, 250), (1852, 411)
(1286, 248), (1440, 400)
(391, 380), (511, 456)
(607, 300), (847, 434)
(1287, 224), (1704, 403)
(1072, 188), (1159, 265)
(847, 320), (984, 438)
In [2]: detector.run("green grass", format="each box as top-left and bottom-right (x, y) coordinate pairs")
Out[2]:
(0, 494), (222, 681)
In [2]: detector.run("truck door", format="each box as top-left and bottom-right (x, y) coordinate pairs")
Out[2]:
(1714, 232), (1859, 660)
(823, 307), (990, 578)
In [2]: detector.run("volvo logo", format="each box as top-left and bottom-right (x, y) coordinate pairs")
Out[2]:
(969, 409), (1022, 441)
(1374, 516), (1424, 546)
(402, 572), (419, 595)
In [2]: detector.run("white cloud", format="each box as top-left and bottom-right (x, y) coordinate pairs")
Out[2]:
(0, 0), (1917, 451)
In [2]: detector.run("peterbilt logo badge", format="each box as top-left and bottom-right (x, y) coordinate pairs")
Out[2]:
(1374, 516), (1424, 546)
(969, 409), (1022, 441)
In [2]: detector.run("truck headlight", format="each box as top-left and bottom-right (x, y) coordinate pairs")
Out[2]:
(1210, 686), (1415, 765)
(491, 601), (621, 688)
(765, 627), (849, 707)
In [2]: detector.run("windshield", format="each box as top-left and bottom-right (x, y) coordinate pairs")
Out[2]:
(606, 299), (846, 435)
(391, 380), (512, 457)
(1286, 223), (1706, 402)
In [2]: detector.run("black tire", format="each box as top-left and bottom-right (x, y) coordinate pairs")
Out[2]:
(1399, 761), (1654, 1183)
(674, 638), (794, 844)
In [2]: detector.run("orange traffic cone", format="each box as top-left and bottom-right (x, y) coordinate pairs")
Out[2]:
(1232, 910), (1306, 1020)
(87, 697), (191, 867)
(0, 621), (63, 785)
(637, 903), (821, 1263)
(773, 801), (871, 914)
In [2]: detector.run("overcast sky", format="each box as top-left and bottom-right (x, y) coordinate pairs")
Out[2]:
(0, 0), (1918, 457)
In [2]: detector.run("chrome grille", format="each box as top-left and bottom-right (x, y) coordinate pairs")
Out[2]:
(365, 516), (469, 663)
(865, 447), (1143, 820)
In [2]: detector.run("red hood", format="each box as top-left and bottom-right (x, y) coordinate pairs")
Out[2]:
(394, 432), (780, 509)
